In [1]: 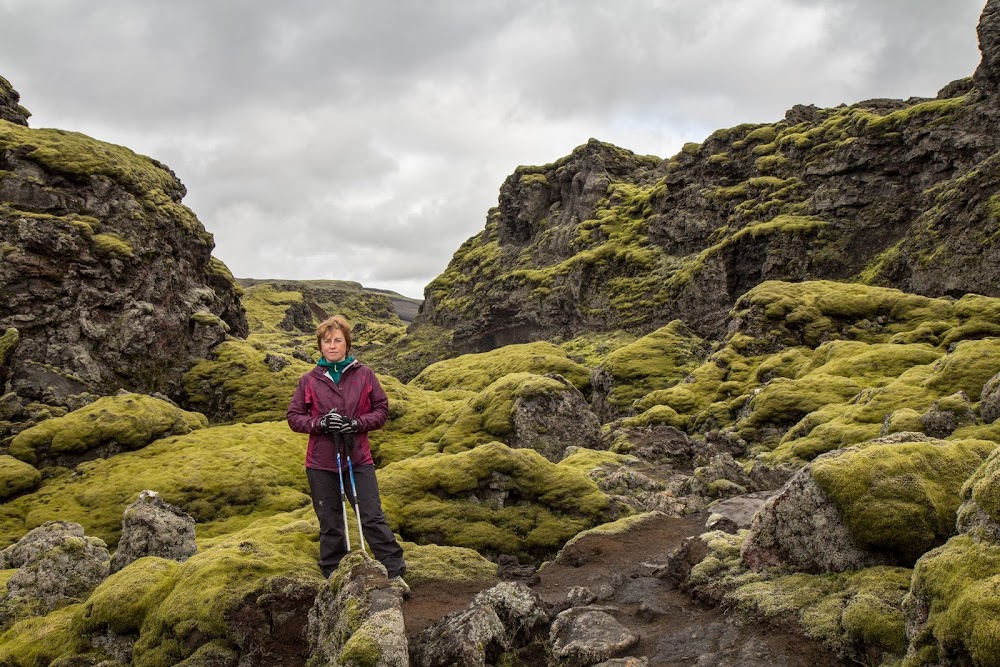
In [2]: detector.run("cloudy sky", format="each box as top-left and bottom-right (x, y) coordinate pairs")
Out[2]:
(1, 0), (988, 299)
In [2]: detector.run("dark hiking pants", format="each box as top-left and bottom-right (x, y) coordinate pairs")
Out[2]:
(306, 464), (406, 579)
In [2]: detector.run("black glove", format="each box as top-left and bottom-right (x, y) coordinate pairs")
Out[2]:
(319, 410), (345, 434)
(337, 418), (360, 434)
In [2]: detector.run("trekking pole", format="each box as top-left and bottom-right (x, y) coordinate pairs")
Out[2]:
(342, 434), (368, 555)
(334, 440), (351, 552)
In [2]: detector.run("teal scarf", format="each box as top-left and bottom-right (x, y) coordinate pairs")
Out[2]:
(317, 356), (355, 384)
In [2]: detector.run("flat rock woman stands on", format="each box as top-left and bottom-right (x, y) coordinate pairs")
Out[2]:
(287, 315), (407, 589)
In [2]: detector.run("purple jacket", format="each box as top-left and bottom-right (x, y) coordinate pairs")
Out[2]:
(286, 360), (389, 471)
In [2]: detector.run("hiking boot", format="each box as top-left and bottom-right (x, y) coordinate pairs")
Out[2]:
(389, 576), (410, 598)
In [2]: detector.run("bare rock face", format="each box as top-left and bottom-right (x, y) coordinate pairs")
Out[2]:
(0, 521), (109, 625)
(740, 466), (886, 573)
(412, 581), (549, 667)
(511, 373), (602, 462)
(0, 77), (247, 437)
(549, 606), (641, 667)
(974, 0), (1000, 92)
(109, 490), (197, 573)
(308, 552), (408, 667)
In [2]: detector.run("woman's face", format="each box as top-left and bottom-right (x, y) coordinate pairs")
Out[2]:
(320, 329), (348, 363)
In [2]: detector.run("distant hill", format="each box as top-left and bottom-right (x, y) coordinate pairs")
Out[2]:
(236, 278), (422, 325)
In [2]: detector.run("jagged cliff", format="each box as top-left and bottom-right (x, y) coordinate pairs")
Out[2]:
(0, 77), (247, 442)
(415, 4), (1000, 360)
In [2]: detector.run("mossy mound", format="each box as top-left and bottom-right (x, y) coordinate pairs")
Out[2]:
(398, 541), (498, 587)
(556, 330), (639, 368)
(593, 320), (706, 419)
(0, 509), (322, 667)
(411, 341), (592, 394)
(730, 280), (997, 352)
(379, 442), (617, 563)
(369, 375), (471, 464)
(0, 456), (40, 501)
(810, 438), (997, 565)
(434, 372), (585, 455)
(183, 337), (313, 423)
(687, 530), (911, 663)
(8, 393), (207, 465)
(621, 281), (1000, 458)
(731, 565), (912, 662)
(0, 604), (91, 667)
(0, 421), (310, 549)
(904, 534), (1000, 667)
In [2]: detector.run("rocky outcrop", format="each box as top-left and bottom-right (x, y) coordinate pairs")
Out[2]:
(308, 552), (408, 667)
(412, 581), (549, 667)
(413, 0), (1000, 358)
(0, 521), (109, 626)
(0, 79), (247, 439)
(109, 490), (197, 573)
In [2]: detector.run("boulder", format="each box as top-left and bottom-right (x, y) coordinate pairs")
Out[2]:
(110, 490), (197, 573)
(412, 581), (548, 667)
(742, 435), (996, 572)
(549, 606), (640, 667)
(0, 521), (109, 625)
(511, 373), (601, 462)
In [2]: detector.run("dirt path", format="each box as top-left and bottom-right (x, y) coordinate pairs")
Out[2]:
(402, 513), (850, 666)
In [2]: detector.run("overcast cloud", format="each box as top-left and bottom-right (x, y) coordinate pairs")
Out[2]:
(0, 0), (987, 298)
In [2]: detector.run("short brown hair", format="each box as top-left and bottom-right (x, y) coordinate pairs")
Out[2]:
(316, 315), (352, 351)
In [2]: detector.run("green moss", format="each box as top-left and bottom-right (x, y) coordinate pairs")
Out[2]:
(855, 95), (967, 132)
(729, 566), (910, 660)
(810, 438), (997, 563)
(596, 321), (705, 417)
(0, 422), (311, 548)
(399, 542), (498, 587)
(91, 232), (134, 258)
(0, 605), (91, 667)
(0, 122), (211, 243)
(430, 373), (580, 455)
(130, 509), (321, 666)
(367, 375), (470, 464)
(77, 556), (179, 635)
(0, 327), (18, 368)
(379, 442), (614, 562)
(189, 311), (228, 331)
(961, 447), (1000, 526)
(412, 341), (591, 394)
(9, 393), (208, 464)
(557, 330), (638, 367)
(0, 456), (41, 500)
(241, 283), (305, 333)
(183, 338), (313, 423)
(905, 535), (1000, 666)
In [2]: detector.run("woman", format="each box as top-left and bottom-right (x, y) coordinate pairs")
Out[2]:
(287, 315), (407, 589)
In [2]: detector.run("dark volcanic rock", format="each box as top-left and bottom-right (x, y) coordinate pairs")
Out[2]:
(110, 490), (197, 573)
(0, 79), (247, 430)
